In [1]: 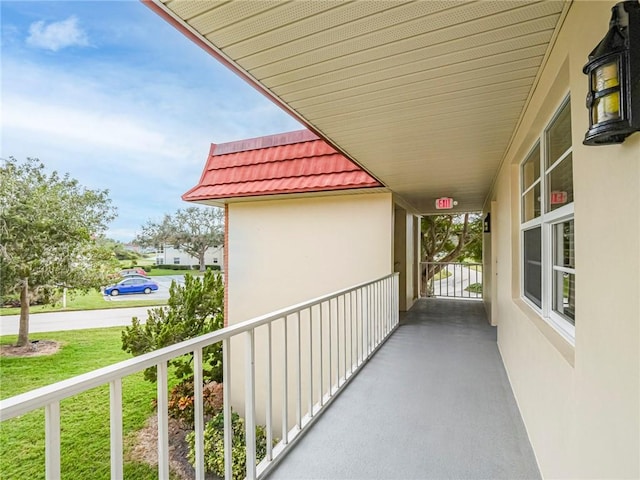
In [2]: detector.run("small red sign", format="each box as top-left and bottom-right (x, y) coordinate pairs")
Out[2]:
(550, 191), (568, 205)
(435, 197), (454, 209)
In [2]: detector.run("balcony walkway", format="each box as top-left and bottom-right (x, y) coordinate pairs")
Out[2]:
(266, 298), (540, 480)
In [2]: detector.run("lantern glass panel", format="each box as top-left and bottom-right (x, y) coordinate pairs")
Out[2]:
(593, 92), (621, 124)
(591, 60), (621, 124)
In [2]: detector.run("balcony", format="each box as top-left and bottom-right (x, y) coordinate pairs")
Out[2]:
(266, 298), (539, 480)
(0, 275), (538, 479)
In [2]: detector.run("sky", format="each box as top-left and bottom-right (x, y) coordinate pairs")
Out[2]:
(0, 0), (302, 242)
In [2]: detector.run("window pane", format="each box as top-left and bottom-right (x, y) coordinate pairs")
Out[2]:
(554, 220), (575, 268)
(553, 271), (575, 324)
(547, 101), (572, 167)
(522, 182), (541, 222)
(522, 143), (540, 190)
(524, 227), (542, 307)
(547, 153), (574, 211)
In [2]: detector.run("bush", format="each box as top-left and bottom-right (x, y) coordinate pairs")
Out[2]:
(167, 380), (224, 427)
(121, 270), (224, 383)
(141, 265), (153, 272)
(187, 411), (269, 480)
(465, 282), (483, 294)
(155, 264), (192, 271)
(191, 265), (221, 271)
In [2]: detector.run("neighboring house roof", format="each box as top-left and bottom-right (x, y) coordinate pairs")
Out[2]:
(182, 129), (382, 202)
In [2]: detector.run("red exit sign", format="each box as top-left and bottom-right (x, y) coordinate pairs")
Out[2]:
(550, 191), (568, 205)
(435, 197), (455, 209)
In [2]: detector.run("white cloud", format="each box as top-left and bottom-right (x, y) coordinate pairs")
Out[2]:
(26, 16), (89, 51)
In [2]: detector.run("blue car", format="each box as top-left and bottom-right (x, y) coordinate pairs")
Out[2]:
(104, 277), (159, 296)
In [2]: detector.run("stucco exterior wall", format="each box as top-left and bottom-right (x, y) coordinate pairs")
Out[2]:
(226, 192), (394, 432)
(484, 1), (640, 478)
(155, 245), (223, 268)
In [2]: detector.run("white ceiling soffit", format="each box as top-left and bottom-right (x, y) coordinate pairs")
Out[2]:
(155, 0), (569, 214)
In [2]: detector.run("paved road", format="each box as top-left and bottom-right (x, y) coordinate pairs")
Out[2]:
(0, 307), (154, 335)
(1, 275), (185, 335)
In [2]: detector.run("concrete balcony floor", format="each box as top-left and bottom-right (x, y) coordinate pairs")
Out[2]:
(266, 298), (540, 480)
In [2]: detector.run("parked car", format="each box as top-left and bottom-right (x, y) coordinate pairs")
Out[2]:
(119, 268), (148, 277)
(104, 277), (158, 296)
(120, 273), (150, 281)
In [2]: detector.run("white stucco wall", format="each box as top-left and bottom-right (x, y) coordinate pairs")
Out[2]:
(485, 1), (640, 477)
(156, 245), (223, 268)
(227, 192), (393, 321)
(226, 192), (395, 432)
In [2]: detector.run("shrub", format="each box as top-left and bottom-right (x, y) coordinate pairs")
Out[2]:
(121, 270), (224, 383)
(191, 265), (221, 271)
(167, 380), (224, 427)
(187, 411), (269, 480)
(141, 265), (153, 272)
(465, 282), (483, 294)
(155, 264), (192, 270)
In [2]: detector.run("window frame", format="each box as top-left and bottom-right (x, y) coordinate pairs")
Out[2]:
(520, 95), (575, 344)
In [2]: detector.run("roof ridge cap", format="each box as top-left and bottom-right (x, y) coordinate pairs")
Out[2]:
(212, 129), (319, 155)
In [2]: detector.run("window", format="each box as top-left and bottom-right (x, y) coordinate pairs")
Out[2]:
(520, 98), (575, 341)
(213, 258), (219, 264)
(173, 257), (180, 265)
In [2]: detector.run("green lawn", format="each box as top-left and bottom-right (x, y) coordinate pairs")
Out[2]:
(0, 328), (161, 479)
(0, 289), (166, 316)
(146, 268), (196, 277)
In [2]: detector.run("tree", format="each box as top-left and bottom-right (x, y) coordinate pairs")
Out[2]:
(95, 237), (141, 262)
(135, 206), (223, 271)
(0, 157), (118, 346)
(421, 213), (482, 295)
(121, 269), (224, 383)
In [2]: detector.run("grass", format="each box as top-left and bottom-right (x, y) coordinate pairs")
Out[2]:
(465, 282), (483, 294)
(433, 270), (452, 281)
(0, 328), (162, 480)
(146, 268), (198, 277)
(0, 289), (166, 316)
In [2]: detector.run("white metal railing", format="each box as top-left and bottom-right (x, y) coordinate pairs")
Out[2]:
(420, 262), (482, 299)
(0, 273), (399, 480)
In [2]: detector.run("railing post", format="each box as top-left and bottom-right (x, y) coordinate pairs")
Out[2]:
(282, 317), (288, 445)
(328, 299), (333, 395)
(223, 338), (232, 480)
(308, 307), (314, 418)
(266, 323), (273, 460)
(109, 379), (123, 480)
(157, 361), (169, 480)
(245, 330), (256, 480)
(319, 303), (324, 406)
(193, 348), (205, 480)
(45, 401), (60, 480)
(296, 311), (302, 428)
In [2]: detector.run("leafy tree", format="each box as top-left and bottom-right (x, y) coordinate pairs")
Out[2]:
(95, 237), (141, 261)
(0, 157), (118, 346)
(136, 206), (223, 271)
(121, 269), (224, 383)
(421, 213), (482, 295)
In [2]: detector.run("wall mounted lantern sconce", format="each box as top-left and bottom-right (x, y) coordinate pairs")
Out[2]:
(583, 0), (640, 145)
(483, 213), (491, 233)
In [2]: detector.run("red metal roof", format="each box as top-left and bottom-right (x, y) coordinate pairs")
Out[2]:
(182, 130), (382, 202)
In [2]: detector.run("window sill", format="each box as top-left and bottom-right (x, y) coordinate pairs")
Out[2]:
(513, 297), (575, 367)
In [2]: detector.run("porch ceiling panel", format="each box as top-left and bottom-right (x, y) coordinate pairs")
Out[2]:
(155, 0), (568, 214)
